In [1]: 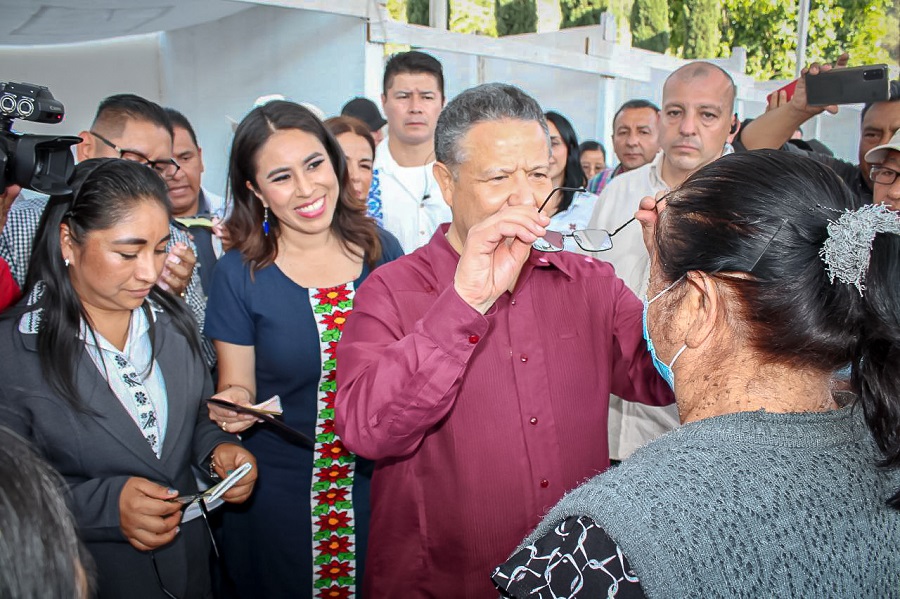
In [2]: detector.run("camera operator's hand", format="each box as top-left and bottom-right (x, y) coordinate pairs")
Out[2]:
(0, 184), (22, 232)
(157, 242), (196, 298)
(788, 53), (850, 119)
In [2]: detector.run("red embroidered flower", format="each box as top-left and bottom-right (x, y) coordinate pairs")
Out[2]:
(317, 560), (354, 580)
(315, 487), (350, 506)
(314, 286), (350, 306)
(323, 341), (339, 359)
(320, 419), (335, 435)
(316, 534), (353, 556)
(321, 390), (337, 410)
(321, 310), (350, 331)
(317, 586), (352, 599)
(316, 464), (351, 483)
(319, 441), (348, 460)
(316, 510), (352, 531)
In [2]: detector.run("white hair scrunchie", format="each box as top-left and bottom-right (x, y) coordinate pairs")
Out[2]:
(820, 203), (900, 295)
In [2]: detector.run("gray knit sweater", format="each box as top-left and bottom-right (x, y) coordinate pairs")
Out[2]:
(524, 406), (900, 597)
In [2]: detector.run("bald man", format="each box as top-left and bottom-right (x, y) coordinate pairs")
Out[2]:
(588, 61), (738, 461)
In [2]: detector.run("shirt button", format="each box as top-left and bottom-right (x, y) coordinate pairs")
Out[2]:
(529, 417), (538, 425)
(419, 230), (425, 235)
(540, 479), (549, 488)
(510, 298), (516, 306)
(468, 334), (480, 344)
(520, 354), (528, 362)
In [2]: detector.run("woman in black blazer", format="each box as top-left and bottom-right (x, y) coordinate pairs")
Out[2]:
(0, 159), (257, 598)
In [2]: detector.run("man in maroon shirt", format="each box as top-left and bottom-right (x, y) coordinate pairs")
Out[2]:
(335, 83), (674, 597)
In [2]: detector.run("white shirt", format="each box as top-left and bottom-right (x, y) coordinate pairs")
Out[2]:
(367, 138), (451, 253)
(590, 151), (676, 460)
(589, 151), (668, 298)
(590, 147), (732, 459)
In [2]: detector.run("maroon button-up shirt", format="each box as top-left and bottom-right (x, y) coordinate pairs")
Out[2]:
(336, 225), (674, 597)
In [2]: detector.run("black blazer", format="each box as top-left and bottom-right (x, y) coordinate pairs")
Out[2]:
(0, 307), (233, 598)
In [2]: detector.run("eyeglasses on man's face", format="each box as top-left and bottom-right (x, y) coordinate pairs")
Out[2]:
(871, 164), (900, 186)
(532, 185), (641, 253)
(90, 131), (181, 179)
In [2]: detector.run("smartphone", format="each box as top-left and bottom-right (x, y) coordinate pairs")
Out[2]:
(767, 79), (799, 104)
(805, 64), (890, 106)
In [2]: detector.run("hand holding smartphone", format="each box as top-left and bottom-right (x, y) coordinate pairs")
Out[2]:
(805, 64), (890, 106)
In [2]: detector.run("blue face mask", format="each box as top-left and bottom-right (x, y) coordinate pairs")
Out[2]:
(642, 277), (687, 391)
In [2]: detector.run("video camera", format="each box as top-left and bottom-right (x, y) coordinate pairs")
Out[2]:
(0, 82), (81, 195)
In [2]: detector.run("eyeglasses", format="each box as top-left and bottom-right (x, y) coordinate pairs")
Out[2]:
(871, 164), (900, 186)
(533, 185), (643, 253)
(89, 131), (181, 179)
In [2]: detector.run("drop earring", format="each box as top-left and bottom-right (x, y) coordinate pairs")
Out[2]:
(64, 258), (70, 267)
(263, 206), (270, 236)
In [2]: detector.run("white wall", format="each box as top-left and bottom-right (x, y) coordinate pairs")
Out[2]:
(161, 6), (369, 196)
(0, 5), (370, 197)
(0, 33), (163, 137)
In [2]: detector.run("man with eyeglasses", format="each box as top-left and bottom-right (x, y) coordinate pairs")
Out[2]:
(0, 94), (212, 363)
(587, 62), (738, 462)
(866, 129), (900, 211)
(335, 83), (673, 597)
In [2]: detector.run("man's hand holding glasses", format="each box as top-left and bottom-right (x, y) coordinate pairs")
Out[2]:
(532, 187), (668, 253)
(454, 204), (551, 315)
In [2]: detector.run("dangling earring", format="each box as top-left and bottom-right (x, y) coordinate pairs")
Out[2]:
(64, 258), (70, 267)
(263, 206), (270, 237)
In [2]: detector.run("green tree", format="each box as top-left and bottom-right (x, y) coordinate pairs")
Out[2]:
(717, 0), (795, 77)
(407, 0), (431, 25)
(496, 0), (539, 35)
(451, 0), (498, 35)
(388, 0), (409, 21)
(681, 0), (721, 59)
(717, 0), (894, 79)
(560, 0), (609, 28)
(631, 0), (670, 52)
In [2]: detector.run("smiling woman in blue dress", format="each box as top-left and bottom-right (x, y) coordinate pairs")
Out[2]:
(0, 159), (257, 599)
(205, 101), (403, 598)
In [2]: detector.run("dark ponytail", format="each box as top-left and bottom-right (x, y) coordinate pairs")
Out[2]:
(5, 159), (201, 411)
(854, 232), (900, 507)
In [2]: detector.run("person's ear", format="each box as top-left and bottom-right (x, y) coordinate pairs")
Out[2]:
(246, 181), (266, 207)
(59, 222), (74, 263)
(75, 130), (93, 162)
(683, 271), (719, 350)
(197, 146), (205, 175)
(433, 162), (455, 209)
(729, 114), (739, 134)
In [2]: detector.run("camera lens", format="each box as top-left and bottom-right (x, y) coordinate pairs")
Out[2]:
(0, 94), (16, 114)
(863, 69), (884, 81)
(17, 98), (34, 117)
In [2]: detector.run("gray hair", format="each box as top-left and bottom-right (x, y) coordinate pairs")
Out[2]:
(434, 83), (550, 174)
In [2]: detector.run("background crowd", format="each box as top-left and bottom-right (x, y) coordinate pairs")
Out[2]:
(0, 48), (898, 599)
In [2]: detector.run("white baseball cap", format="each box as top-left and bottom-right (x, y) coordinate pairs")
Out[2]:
(865, 128), (900, 164)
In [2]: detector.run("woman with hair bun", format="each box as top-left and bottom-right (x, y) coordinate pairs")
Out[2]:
(495, 150), (900, 598)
